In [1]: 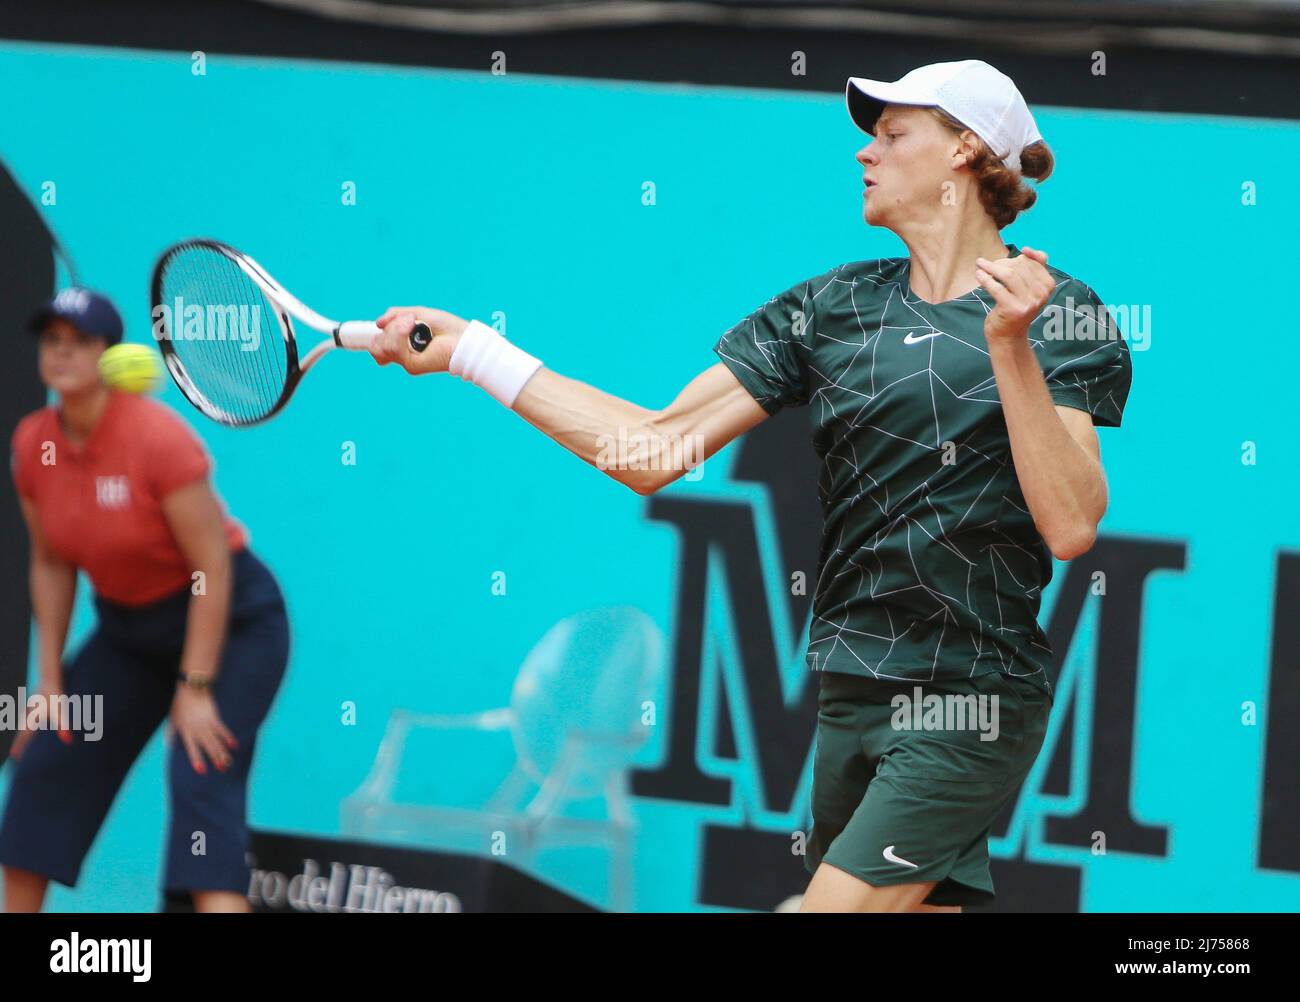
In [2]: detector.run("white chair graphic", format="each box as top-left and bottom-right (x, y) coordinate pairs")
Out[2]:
(342, 606), (664, 912)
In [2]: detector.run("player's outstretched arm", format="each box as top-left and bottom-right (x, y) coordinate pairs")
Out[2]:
(368, 307), (769, 494)
(511, 363), (769, 494)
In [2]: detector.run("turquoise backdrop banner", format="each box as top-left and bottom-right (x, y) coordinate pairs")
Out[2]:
(1, 40), (1297, 912)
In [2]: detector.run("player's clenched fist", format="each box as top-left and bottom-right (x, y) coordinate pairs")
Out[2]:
(975, 246), (1057, 342)
(370, 307), (469, 375)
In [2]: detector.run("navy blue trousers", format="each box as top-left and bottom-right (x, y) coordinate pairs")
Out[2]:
(0, 548), (289, 895)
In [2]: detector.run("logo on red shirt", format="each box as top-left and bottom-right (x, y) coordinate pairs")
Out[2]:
(95, 475), (131, 510)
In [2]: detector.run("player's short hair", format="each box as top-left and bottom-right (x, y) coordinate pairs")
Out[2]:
(925, 106), (1055, 229)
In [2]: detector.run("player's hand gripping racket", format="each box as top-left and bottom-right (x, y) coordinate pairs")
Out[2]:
(150, 238), (431, 426)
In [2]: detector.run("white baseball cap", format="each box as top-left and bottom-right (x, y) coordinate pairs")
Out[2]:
(846, 59), (1043, 172)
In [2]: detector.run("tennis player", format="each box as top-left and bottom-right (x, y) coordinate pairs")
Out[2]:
(368, 59), (1131, 912)
(1, 288), (290, 912)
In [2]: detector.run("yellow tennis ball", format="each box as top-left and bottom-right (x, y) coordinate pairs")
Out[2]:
(98, 343), (163, 394)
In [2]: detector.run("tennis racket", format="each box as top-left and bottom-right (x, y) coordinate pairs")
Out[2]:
(150, 238), (431, 426)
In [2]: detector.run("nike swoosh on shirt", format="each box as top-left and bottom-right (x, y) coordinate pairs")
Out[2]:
(903, 331), (942, 345)
(883, 845), (920, 868)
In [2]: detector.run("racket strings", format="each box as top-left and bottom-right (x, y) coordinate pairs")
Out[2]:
(156, 243), (291, 424)
(211, 247), (281, 415)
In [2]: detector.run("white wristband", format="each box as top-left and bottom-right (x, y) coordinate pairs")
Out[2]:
(448, 320), (544, 409)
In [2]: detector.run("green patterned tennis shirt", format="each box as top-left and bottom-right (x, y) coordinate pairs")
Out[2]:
(713, 244), (1132, 699)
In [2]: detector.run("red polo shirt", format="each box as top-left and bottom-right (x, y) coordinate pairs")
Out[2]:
(10, 391), (248, 606)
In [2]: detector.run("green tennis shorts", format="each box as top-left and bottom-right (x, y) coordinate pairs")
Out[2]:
(805, 669), (1051, 908)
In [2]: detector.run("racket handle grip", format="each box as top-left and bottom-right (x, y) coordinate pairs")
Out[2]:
(336, 320), (432, 353)
(335, 321), (382, 349)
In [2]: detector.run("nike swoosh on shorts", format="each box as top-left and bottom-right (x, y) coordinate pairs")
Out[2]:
(883, 845), (920, 868)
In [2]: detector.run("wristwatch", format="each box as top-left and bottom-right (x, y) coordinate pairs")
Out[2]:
(179, 671), (214, 691)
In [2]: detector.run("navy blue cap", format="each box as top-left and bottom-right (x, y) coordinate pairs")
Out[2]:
(28, 287), (124, 346)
